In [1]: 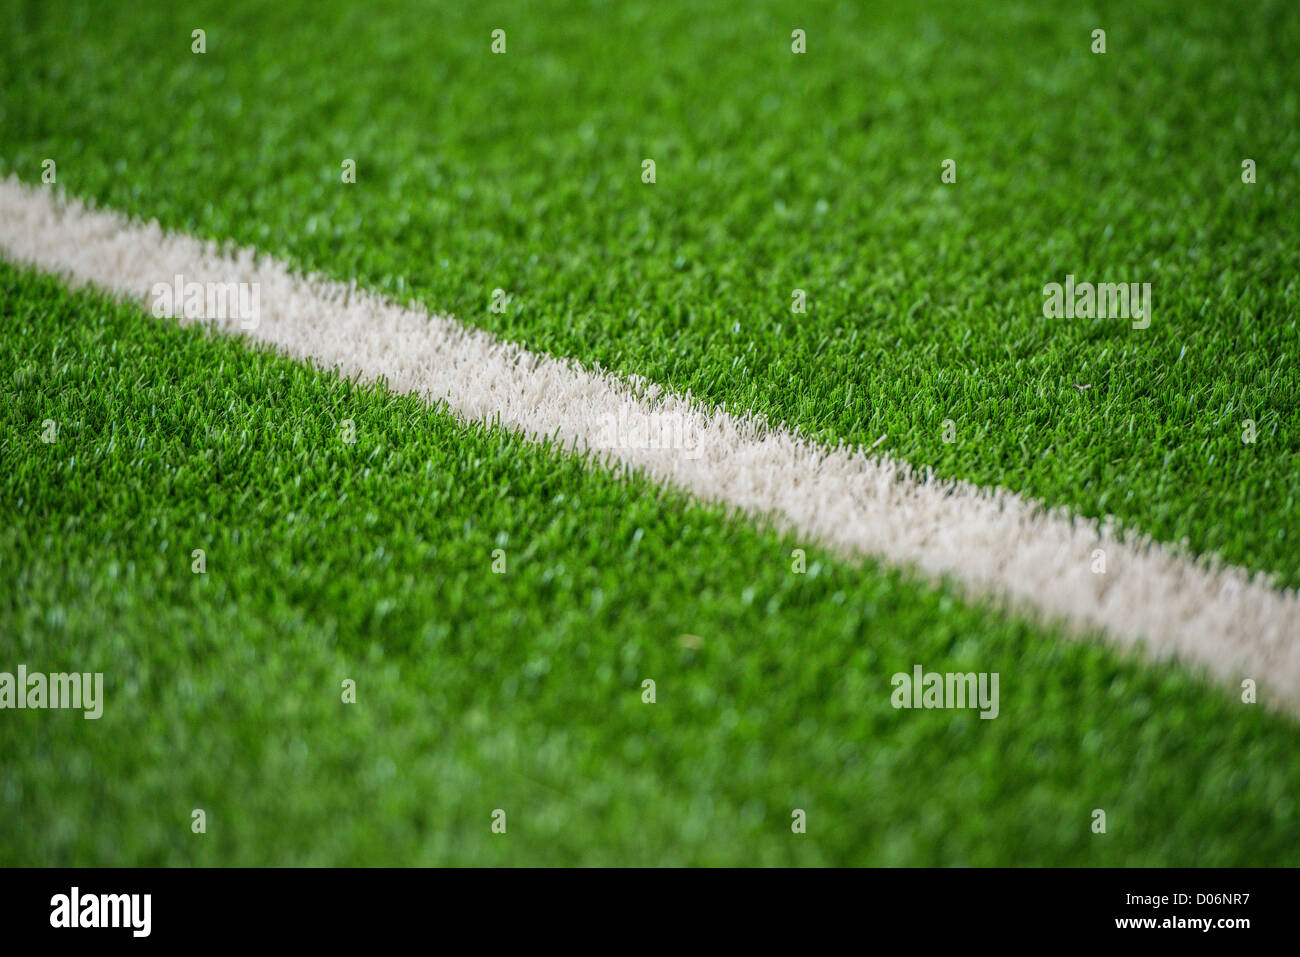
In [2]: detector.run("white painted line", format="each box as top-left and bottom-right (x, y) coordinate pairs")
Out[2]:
(2, 176), (1297, 707)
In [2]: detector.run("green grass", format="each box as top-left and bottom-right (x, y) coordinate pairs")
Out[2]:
(2, 262), (1298, 866)
(1, 0), (1299, 865)
(1, 0), (1297, 583)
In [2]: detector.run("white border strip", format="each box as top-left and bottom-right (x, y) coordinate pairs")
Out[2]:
(3, 177), (1297, 706)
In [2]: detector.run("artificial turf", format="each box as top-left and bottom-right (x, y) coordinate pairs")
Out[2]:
(2, 261), (1299, 866)
(0, 0), (1296, 584)
(1, 0), (1298, 866)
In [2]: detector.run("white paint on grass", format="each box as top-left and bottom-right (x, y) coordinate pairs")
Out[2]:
(2, 176), (1297, 707)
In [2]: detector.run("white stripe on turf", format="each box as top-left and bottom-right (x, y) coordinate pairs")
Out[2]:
(2, 176), (1297, 707)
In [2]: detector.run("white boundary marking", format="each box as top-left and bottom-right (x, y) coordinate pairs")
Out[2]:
(2, 177), (1297, 707)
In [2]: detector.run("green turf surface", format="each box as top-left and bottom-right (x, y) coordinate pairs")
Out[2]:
(3, 0), (1299, 867)
(3, 261), (1299, 866)
(1, 0), (1297, 585)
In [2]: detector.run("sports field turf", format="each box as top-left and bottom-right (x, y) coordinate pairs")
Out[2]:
(1, 0), (1298, 865)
